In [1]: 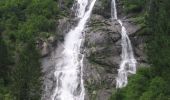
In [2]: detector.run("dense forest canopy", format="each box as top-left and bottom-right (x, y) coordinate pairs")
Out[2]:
(0, 0), (70, 99)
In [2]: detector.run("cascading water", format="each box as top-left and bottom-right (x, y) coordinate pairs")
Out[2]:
(111, 0), (137, 88)
(51, 0), (96, 100)
(75, 0), (88, 18)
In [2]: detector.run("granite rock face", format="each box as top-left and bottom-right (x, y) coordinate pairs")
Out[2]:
(40, 0), (148, 100)
(83, 0), (148, 99)
(83, 15), (147, 99)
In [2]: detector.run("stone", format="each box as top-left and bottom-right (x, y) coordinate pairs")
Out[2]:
(41, 0), (149, 99)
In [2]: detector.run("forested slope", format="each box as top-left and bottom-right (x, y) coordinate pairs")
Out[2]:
(0, 0), (73, 99)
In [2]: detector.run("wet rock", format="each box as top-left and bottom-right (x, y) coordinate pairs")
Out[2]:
(41, 54), (56, 100)
(84, 14), (120, 99)
(123, 19), (142, 36)
(40, 1), (149, 100)
(41, 42), (49, 57)
(84, 12), (148, 100)
(93, 0), (111, 18)
(96, 89), (112, 100)
(57, 18), (78, 42)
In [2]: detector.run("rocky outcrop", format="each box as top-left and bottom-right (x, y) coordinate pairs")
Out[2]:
(83, 0), (148, 99)
(40, 0), (148, 100)
(93, 0), (111, 18)
(83, 14), (120, 100)
(40, 17), (78, 99)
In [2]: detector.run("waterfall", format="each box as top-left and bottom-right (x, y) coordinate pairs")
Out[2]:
(51, 0), (96, 100)
(111, 0), (137, 88)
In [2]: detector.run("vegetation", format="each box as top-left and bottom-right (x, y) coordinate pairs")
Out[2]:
(110, 0), (170, 99)
(0, 0), (73, 99)
(122, 0), (148, 36)
(122, 0), (147, 13)
(1, 0), (170, 99)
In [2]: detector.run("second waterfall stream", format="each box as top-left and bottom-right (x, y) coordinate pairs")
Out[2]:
(50, 0), (136, 99)
(51, 0), (96, 100)
(111, 0), (137, 88)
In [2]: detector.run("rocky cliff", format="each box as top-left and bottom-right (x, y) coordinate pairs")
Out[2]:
(41, 0), (148, 100)
(83, 0), (148, 99)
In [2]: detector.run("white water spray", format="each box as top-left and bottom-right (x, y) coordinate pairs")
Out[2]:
(111, 0), (137, 88)
(51, 0), (96, 100)
(75, 0), (88, 18)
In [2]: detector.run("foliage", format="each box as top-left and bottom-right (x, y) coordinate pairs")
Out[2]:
(122, 0), (147, 13)
(110, 0), (170, 100)
(122, 0), (148, 34)
(12, 41), (42, 100)
(0, 0), (71, 99)
(0, 79), (13, 100)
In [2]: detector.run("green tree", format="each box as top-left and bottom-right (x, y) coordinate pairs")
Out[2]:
(12, 41), (42, 100)
(140, 77), (169, 100)
(110, 0), (170, 99)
